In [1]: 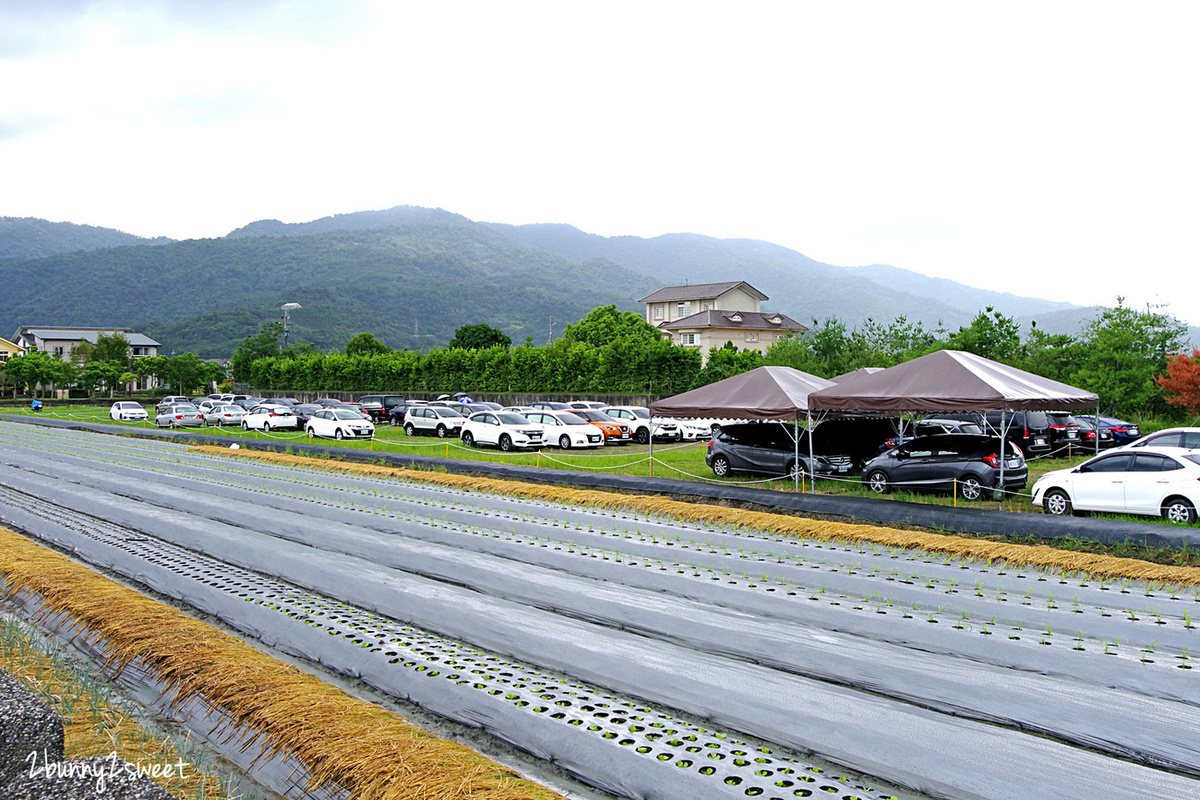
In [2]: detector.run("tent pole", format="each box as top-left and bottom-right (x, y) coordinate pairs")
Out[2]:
(1095, 404), (1100, 456)
(648, 422), (654, 478)
(998, 409), (1007, 503)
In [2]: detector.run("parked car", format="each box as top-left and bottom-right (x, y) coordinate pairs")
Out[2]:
(385, 400), (422, 426)
(242, 404), (300, 431)
(235, 397), (265, 411)
(461, 411), (546, 451)
(601, 406), (681, 444)
(861, 434), (1027, 501)
(357, 394), (407, 423)
(523, 410), (605, 448)
(567, 401), (608, 410)
(1070, 415), (1116, 450)
(527, 401), (573, 411)
(940, 411), (1054, 457)
(305, 408), (375, 440)
(1032, 447), (1200, 524)
(203, 404), (247, 427)
(705, 422), (852, 480)
(1122, 427), (1200, 451)
(1074, 415), (1143, 446)
(570, 408), (633, 444)
(109, 401), (148, 422)
(266, 397), (300, 407)
(291, 404), (321, 426)
(155, 403), (204, 429)
(1046, 411), (1084, 454)
(155, 395), (191, 412)
(672, 418), (714, 441)
(404, 405), (466, 437)
(880, 418), (983, 451)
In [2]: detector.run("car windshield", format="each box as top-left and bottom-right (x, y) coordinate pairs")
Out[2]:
(332, 410), (363, 420)
(558, 412), (588, 425)
(573, 410), (605, 421)
(435, 408), (464, 418)
(497, 413), (530, 425)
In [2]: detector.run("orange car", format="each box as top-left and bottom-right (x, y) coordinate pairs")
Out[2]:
(571, 408), (633, 444)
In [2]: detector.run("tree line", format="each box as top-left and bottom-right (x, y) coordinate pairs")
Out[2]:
(231, 301), (1200, 419)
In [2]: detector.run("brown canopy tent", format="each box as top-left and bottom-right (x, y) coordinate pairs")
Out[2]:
(808, 350), (1098, 414)
(650, 366), (836, 490)
(808, 350), (1100, 496)
(649, 366), (835, 421)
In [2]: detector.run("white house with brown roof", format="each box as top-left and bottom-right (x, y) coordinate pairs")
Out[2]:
(638, 281), (807, 362)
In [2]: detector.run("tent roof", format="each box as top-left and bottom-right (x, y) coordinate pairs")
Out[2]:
(829, 367), (884, 383)
(808, 350), (1098, 413)
(649, 366), (835, 420)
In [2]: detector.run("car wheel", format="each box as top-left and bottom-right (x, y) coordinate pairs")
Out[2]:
(1162, 497), (1198, 525)
(335, 428), (344, 440)
(462, 431), (475, 447)
(635, 427), (650, 445)
(435, 425), (447, 438)
(711, 455), (731, 477)
(1043, 488), (1072, 516)
(242, 421), (249, 430)
(305, 426), (314, 437)
(867, 470), (890, 494)
(499, 434), (513, 452)
(405, 423), (416, 436)
(559, 434), (571, 449)
(787, 461), (808, 481)
(959, 476), (984, 501)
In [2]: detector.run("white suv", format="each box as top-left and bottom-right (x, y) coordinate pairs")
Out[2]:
(523, 410), (605, 449)
(601, 406), (681, 445)
(404, 405), (466, 437)
(461, 411), (545, 451)
(305, 408), (375, 440)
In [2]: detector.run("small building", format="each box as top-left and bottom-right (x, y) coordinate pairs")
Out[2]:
(11, 326), (162, 391)
(638, 281), (807, 362)
(0, 335), (25, 363)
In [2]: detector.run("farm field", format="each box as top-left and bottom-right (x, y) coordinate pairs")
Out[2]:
(1, 421), (1200, 799)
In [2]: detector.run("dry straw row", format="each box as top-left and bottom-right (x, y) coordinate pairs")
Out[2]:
(0, 528), (562, 800)
(193, 445), (1200, 588)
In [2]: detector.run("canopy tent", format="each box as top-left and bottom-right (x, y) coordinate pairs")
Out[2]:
(808, 350), (1100, 497)
(650, 366), (836, 491)
(808, 350), (1098, 413)
(649, 366), (835, 421)
(828, 367), (884, 383)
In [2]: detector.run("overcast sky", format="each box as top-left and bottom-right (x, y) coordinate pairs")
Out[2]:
(3, 1), (1197, 328)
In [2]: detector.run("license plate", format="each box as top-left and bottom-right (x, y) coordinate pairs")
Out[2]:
(837, 465), (851, 472)
(1034, 437), (1047, 445)
(1007, 459), (1021, 469)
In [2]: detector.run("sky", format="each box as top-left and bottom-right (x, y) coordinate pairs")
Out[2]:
(2, 1), (1198, 328)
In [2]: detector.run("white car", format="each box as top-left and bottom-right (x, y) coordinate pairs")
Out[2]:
(242, 404), (300, 431)
(306, 408), (375, 440)
(601, 406), (682, 445)
(1121, 427), (1200, 451)
(461, 411), (545, 451)
(672, 418), (714, 441)
(404, 405), (466, 438)
(109, 401), (148, 422)
(523, 410), (605, 449)
(204, 404), (247, 427)
(1032, 446), (1200, 524)
(155, 395), (191, 412)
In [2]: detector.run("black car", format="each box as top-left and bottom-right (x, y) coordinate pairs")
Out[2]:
(358, 394), (407, 423)
(1069, 415), (1116, 450)
(940, 411), (1053, 457)
(860, 434), (1028, 500)
(1046, 411), (1084, 454)
(705, 422), (854, 479)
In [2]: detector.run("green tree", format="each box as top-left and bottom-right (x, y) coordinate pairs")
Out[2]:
(91, 332), (132, 367)
(943, 307), (1020, 361)
(345, 331), (392, 357)
(561, 305), (661, 348)
(1073, 298), (1187, 415)
(160, 353), (224, 395)
(4, 350), (69, 398)
(1014, 323), (1082, 384)
(230, 322), (283, 382)
(690, 342), (764, 389)
(447, 323), (511, 350)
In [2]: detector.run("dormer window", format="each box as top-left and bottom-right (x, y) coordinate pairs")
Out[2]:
(728, 313), (743, 323)
(768, 315), (782, 325)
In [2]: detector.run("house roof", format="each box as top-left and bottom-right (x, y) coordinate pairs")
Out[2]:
(16, 327), (161, 347)
(659, 309), (807, 333)
(638, 281), (768, 304)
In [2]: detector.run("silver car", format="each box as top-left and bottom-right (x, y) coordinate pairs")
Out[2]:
(204, 404), (247, 427)
(155, 404), (204, 428)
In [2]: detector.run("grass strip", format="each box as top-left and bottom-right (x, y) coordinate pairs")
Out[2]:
(0, 528), (563, 800)
(192, 444), (1200, 588)
(0, 615), (230, 799)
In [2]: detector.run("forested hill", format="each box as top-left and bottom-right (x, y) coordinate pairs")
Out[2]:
(0, 216), (652, 357)
(0, 217), (173, 260)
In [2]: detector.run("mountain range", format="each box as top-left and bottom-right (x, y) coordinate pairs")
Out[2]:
(0, 208), (1189, 357)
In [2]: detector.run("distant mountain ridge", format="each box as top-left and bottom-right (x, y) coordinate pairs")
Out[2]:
(1, 207), (1193, 355)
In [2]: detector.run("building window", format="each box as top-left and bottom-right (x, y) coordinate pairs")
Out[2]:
(53, 346), (65, 357)
(745, 333), (758, 342)
(654, 305), (663, 320)
(703, 302), (712, 311)
(680, 333), (696, 345)
(677, 302), (691, 317)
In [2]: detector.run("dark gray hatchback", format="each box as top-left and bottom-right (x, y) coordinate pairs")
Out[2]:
(860, 434), (1028, 501)
(704, 423), (853, 479)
